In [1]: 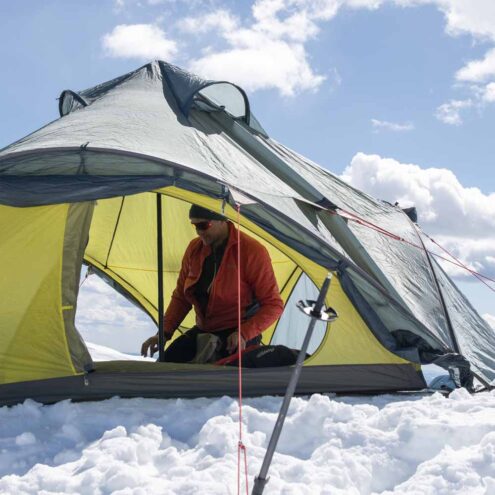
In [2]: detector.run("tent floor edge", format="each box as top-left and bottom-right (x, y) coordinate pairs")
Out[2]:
(0, 362), (426, 406)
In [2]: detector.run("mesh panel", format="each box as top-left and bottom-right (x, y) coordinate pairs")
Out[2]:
(270, 273), (326, 354)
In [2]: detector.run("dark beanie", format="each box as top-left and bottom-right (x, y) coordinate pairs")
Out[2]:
(189, 204), (226, 221)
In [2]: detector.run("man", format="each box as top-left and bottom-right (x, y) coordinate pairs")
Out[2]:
(141, 204), (284, 362)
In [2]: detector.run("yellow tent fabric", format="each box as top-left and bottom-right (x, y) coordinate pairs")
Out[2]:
(0, 205), (77, 384)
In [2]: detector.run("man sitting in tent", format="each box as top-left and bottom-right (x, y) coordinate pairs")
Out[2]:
(141, 205), (284, 362)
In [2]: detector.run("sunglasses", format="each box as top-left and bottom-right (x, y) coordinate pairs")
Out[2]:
(192, 220), (212, 231)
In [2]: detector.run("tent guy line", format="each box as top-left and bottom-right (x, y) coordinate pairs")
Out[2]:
(334, 207), (495, 290)
(235, 203), (250, 495)
(423, 231), (495, 290)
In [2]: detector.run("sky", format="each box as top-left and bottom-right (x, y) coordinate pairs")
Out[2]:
(1, 0), (494, 352)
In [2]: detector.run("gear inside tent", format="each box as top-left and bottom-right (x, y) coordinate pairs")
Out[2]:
(1, 61), (493, 406)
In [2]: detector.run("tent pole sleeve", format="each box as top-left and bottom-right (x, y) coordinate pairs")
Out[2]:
(413, 225), (460, 353)
(209, 112), (334, 208)
(157, 193), (165, 362)
(252, 274), (332, 495)
(319, 212), (406, 304)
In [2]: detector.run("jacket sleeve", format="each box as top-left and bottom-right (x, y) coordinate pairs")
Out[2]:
(163, 242), (193, 336)
(241, 243), (284, 341)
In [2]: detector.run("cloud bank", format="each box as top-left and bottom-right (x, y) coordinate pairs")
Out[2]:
(341, 152), (495, 280)
(102, 24), (178, 60)
(76, 275), (155, 353)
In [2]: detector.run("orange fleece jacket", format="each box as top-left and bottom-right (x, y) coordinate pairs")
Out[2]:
(163, 222), (284, 341)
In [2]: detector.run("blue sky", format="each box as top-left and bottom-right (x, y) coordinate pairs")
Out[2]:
(1, 0), (494, 350)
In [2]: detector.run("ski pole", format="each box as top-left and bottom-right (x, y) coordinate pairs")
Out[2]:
(252, 273), (336, 495)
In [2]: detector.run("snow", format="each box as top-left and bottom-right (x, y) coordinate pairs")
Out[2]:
(86, 341), (154, 362)
(1, 346), (494, 495)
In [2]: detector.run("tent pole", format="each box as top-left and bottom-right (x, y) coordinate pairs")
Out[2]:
(252, 273), (333, 495)
(414, 225), (460, 354)
(156, 193), (165, 362)
(413, 225), (493, 390)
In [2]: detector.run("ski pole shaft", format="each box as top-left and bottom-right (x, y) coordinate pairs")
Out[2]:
(252, 273), (332, 495)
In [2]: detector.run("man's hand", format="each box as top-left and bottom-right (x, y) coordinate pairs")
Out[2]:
(141, 334), (166, 357)
(226, 332), (246, 355)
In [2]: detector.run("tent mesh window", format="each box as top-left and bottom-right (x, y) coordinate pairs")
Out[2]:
(270, 273), (327, 354)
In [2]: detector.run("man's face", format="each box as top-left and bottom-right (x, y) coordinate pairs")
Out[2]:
(190, 217), (226, 246)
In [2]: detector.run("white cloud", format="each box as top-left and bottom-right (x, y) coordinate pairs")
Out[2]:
(190, 39), (325, 96)
(434, 99), (472, 125)
(181, 3), (331, 96)
(180, 0), (391, 95)
(389, 0), (495, 40)
(371, 119), (414, 132)
(412, 0), (495, 122)
(102, 24), (178, 60)
(76, 275), (156, 353)
(484, 313), (495, 329)
(456, 47), (495, 83)
(179, 9), (239, 34)
(482, 82), (495, 102)
(250, 1), (322, 43)
(428, 0), (495, 41)
(341, 152), (495, 278)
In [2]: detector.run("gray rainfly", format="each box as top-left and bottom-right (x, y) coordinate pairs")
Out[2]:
(0, 61), (493, 405)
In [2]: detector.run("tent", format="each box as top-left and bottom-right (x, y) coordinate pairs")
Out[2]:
(1, 61), (493, 406)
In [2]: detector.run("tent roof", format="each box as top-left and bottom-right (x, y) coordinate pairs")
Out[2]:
(58, 61), (267, 135)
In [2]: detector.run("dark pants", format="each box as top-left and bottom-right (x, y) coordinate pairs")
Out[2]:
(163, 326), (261, 363)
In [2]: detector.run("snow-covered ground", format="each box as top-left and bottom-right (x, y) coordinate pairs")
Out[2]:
(86, 341), (155, 362)
(1, 346), (494, 495)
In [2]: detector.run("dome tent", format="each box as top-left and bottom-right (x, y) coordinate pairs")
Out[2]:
(0, 61), (492, 405)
